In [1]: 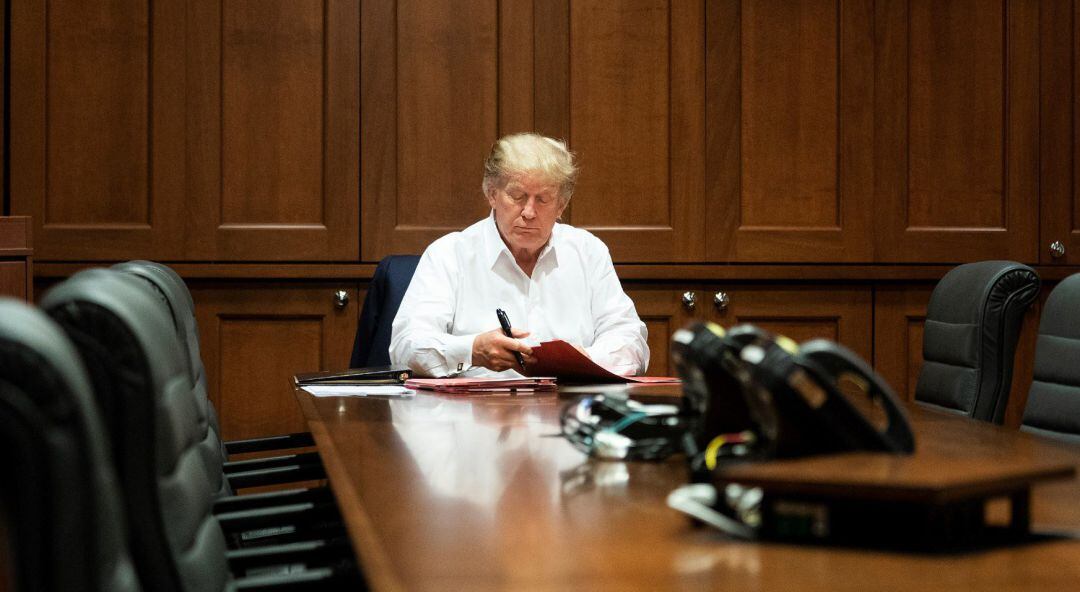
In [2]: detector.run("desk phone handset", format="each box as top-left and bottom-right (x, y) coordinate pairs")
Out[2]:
(738, 334), (915, 459)
(795, 340), (915, 454)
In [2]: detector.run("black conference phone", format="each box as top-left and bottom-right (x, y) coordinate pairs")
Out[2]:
(671, 322), (914, 470)
(668, 323), (925, 546)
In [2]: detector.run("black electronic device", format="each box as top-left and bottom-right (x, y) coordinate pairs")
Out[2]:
(671, 322), (762, 440)
(668, 325), (919, 545)
(670, 322), (775, 475)
(294, 365), (411, 385)
(559, 394), (690, 461)
(673, 323), (914, 463)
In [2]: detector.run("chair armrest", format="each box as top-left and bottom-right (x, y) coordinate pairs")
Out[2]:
(213, 487), (332, 515)
(226, 462), (327, 490)
(223, 451), (323, 475)
(225, 431), (315, 456)
(216, 501), (340, 535)
(226, 538), (352, 575)
(232, 565), (359, 592)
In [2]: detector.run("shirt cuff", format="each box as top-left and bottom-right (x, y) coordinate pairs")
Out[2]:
(443, 333), (478, 375)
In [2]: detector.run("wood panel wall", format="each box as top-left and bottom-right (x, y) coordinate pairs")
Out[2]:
(9, 0), (358, 261)
(10, 0), (1069, 266)
(8, 0), (1080, 436)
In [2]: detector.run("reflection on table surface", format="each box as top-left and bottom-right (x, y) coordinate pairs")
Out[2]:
(296, 385), (1080, 592)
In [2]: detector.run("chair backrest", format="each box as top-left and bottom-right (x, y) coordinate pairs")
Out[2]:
(0, 298), (141, 592)
(350, 255), (421, 367)
(915, 260), (1039, 423)
(41, 270), (230, 592)
(1022, 273), (1080, 444)
(113, 261), (232, 498)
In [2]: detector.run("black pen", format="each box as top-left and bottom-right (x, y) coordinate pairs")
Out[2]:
(496, 308), (527, 370)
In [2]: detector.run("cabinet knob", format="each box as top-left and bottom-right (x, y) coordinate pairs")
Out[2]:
(713, 291), (730, 312)
(1050, 241), (1066, 259)
(333, 290), (349, 309)
(681, 291), (697, 311)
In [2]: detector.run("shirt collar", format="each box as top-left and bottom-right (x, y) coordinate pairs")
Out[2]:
(482, 211), (560, 271)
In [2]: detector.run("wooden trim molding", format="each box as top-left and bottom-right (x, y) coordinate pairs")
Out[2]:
(34, 261), (1080, 282)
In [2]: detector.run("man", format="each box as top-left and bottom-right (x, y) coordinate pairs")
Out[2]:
(390, 133), (649, 377)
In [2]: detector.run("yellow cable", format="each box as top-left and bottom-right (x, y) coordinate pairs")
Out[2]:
(704, 435), (727, 471)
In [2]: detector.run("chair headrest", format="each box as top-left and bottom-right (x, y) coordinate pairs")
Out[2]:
(1038, 273), (1080, 339)
(42, 268), (189, 397)
(926, 260), (1039, 324)
(112, 261), (202, 382)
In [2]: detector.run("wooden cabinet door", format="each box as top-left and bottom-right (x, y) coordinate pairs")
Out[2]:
(704, 285), (873, 362)
(873, 0), (1039, 263)
(360, 0), (577, 260)
(626, 284), (872, 376)
(0, 218), (32, 301)
(1040, 0), (1080, 265)
(624, 285), (701, 377)
(362, 0), (514, 259)
(873, 284), (1038, 428)
(705, 0), (874, 263)
(192, 282), (359, 441)
(9, 0), (187, 260)
(185, 0), (359, 261)
(0, 263), (29, 301)
(561, 0), (706, 262)
(363, 0), (709, 262)
(872, 285), (934, 403)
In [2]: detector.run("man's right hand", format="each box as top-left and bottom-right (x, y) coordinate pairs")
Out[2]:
(471, 328), (534, 372)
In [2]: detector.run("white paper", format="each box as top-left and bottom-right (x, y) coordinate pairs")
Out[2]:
(301, 385), (415, 398)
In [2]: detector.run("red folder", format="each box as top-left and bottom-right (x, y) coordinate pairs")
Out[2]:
(523, 340), (680, 384)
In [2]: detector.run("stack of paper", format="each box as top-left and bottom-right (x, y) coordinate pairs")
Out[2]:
(404, 377), (557, 394)
(301, 384), (415, 398)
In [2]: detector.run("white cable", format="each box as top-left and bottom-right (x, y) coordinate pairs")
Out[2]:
(666, 484), (757, 540)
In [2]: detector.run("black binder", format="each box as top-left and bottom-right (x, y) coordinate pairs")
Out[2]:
(294, 366), (412, 386)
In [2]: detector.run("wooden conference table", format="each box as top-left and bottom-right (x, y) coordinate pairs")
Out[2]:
(295, 383), (1080, 591)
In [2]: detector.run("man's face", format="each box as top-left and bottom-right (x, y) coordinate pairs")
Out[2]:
(486, 174), (567, 256)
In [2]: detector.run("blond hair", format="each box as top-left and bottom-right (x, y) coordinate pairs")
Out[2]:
(482, 133), (578, 202)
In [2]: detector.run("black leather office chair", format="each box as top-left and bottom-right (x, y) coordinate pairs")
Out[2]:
(350, 254), (421, 367)
(915, 261), (1039, 424)
(112, 261), (323, 494)
(1021, 274), (1080, 444)
(0, 298), (142, 592)
(109, 262), (349, 553)
(41, 270), (355, 591)
(111, 261), (233, 499)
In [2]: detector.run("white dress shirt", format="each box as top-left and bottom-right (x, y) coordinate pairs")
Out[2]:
(390, 212), (649, 377)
